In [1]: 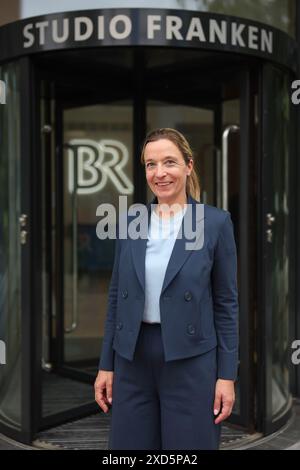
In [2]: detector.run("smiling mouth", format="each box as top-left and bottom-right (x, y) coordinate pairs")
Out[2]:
(155, 182), (173, 186)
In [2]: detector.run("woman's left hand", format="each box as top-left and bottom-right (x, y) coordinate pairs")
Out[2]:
(213, 379), (235, 424)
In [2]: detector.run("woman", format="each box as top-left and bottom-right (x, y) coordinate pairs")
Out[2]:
(94, 128), (239, 450)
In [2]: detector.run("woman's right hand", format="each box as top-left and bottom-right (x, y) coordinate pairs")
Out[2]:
(94, 370), (114, 413)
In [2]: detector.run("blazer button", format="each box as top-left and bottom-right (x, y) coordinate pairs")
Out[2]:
(184, 291), (192, 301)
(116, 322), (123, 330)
(122, 289), (128, 299)
(187, 324), (195, 335)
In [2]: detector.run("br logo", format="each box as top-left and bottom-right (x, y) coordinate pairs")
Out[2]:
(0, 80), (6, 104)
(0, 340), (6, 365)
(66, 139), (134, 195)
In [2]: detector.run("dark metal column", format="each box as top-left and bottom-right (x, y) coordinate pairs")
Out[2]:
(295, 0), (300, 398)
(133, 50), (147, 204)
(20, 56), (43, 443)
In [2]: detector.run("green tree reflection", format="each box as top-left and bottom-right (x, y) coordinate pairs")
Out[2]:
(176, 0), (295, 36)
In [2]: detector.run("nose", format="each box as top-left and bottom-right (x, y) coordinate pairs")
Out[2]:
(155, 162), (167, 177)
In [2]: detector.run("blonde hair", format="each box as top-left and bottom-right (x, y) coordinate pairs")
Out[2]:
(140, 128), (200, 201)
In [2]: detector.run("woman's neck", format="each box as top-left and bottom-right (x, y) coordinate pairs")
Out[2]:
(154, 197), (187, 218)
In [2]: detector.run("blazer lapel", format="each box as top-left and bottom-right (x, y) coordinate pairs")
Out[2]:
(130, 194), (205, 294)
(129, 203), (150, 292)
(160, 195), (205, 294)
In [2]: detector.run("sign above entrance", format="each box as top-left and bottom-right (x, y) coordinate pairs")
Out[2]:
(0, 9), (297, 69)
(23, 13), (273, 53)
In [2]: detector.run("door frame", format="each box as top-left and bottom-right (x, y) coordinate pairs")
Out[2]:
(148, 65), (256, 430)
(53, 92), (141, 381)
(20, 56), (43, 443)
(30, 49), (259, 437)
(227, 67), (256, 431)
(258, 63), (295, 435)
(35, 59), (148, 430)
(221, 67), (256, 431)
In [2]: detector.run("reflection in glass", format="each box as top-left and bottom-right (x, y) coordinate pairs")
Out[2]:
(197, 0), (296, 37)
(63, 102), (133, 373)
(0, 62), (22, 429)
(20, 0), (296, 37)
(146, 101), (214, 204)
(41, 100), (134, 417)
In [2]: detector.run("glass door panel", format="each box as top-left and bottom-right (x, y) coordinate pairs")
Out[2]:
(146, 101), (215, 204)
(37, 49), (257, 433)
(40, 95), (134, 420)
(0, 61), (22, 431)
(146, 71), (254, 430)
(62, 102), (134, 375)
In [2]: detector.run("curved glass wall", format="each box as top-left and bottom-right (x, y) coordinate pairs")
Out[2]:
(269, 69), (290, 418)
(262, 64), (292, 426)
(0, 62), (22, 430)
(17, 0), (296, 37)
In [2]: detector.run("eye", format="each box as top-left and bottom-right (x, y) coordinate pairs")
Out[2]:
(145, 162), (155, 169)
(165, 160), (176, 166)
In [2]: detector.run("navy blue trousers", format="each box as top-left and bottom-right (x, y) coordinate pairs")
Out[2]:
(108, 322), (221, 450)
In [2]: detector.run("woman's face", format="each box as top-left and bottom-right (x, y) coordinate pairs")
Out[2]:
(144, 138), (193, 205)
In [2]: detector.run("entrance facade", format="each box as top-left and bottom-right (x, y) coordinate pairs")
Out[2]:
(0, 2), (298, 445)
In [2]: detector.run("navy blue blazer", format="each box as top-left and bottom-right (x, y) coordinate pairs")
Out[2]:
(98, 194), (239, 381)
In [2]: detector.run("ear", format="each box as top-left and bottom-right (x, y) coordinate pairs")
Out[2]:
(187, 159), (193, 175)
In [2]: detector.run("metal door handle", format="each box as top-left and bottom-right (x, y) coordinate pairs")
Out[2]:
(222, 125), (240, 210)
(64, 144), (78, 334)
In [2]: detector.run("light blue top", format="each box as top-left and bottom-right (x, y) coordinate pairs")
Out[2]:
(143, 205), (187, 324)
